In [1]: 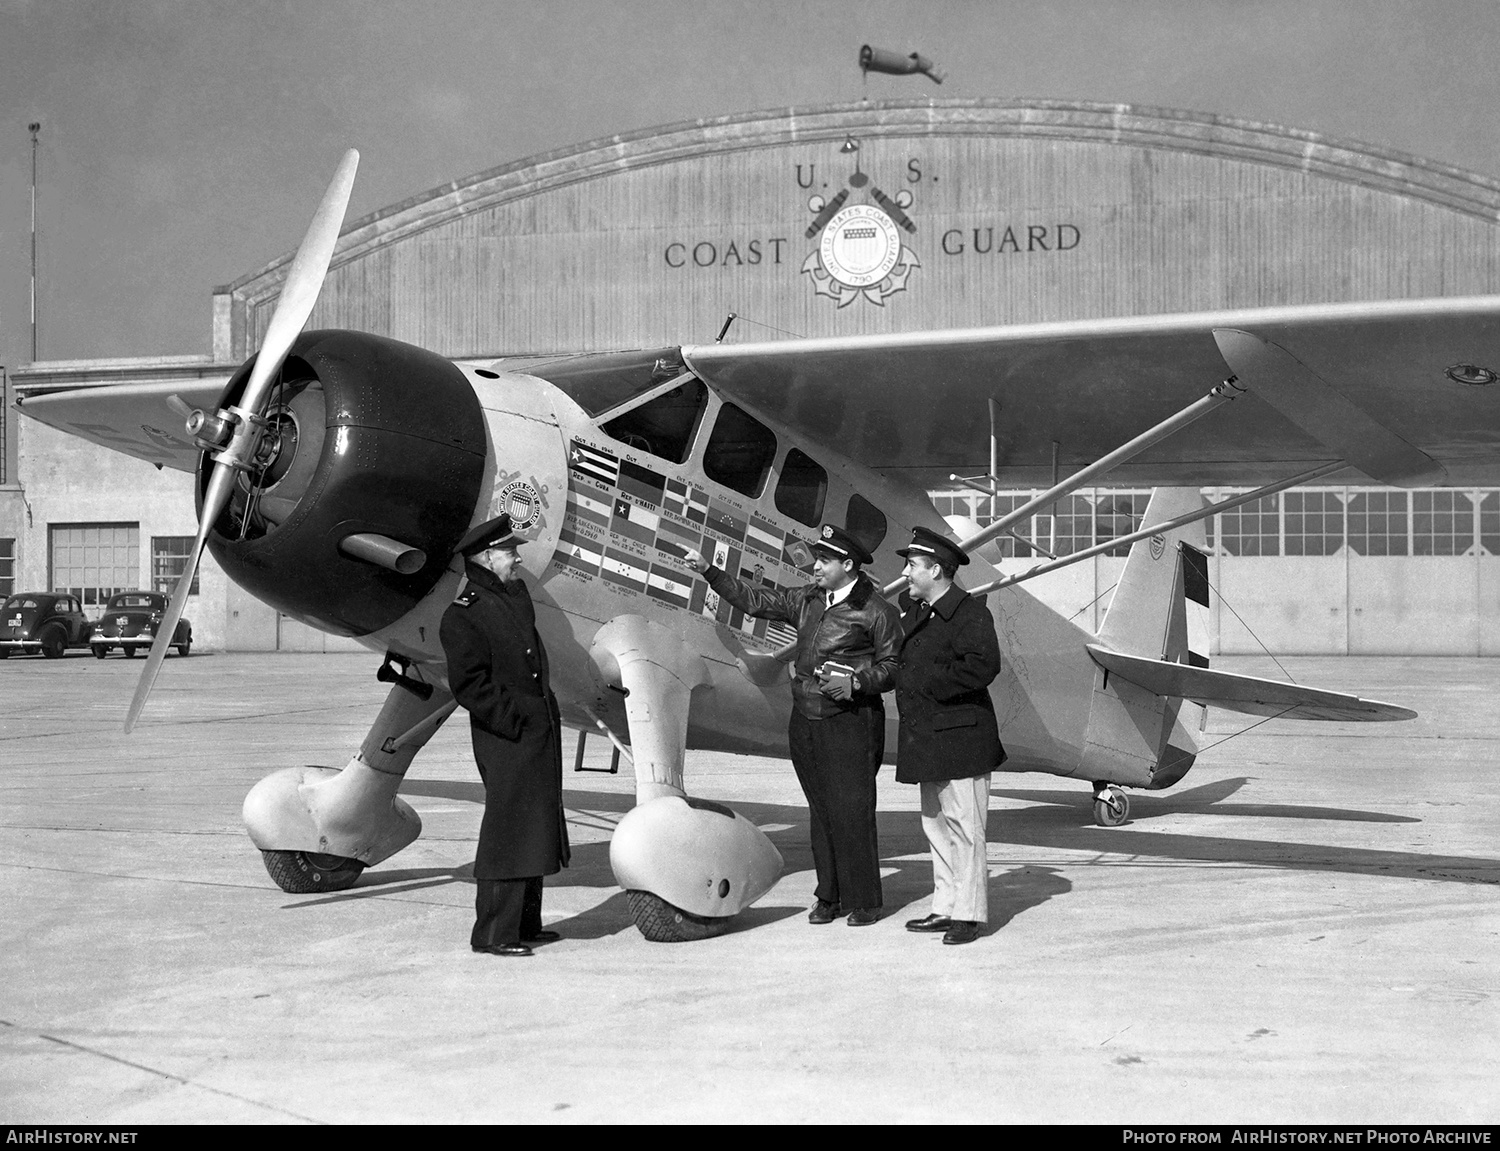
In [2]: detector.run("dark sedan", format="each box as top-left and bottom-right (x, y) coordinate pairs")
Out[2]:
(1, 592), (94, 658)
(91, 591), (192, 658)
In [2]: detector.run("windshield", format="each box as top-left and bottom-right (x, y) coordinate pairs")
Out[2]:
(526, 348), (687, 416)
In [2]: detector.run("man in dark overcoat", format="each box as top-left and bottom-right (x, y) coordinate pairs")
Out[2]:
(683, 523), (901, 926)
(893, 526), (1004, 946)
(440, 514), (570, 957)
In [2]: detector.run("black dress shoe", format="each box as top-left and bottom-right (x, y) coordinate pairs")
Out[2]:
(942, 921), (981, 945)
(522, 929), (561, 943)
(807, 899), (845, 924)
(472, 942), (534, 957)
(845, 907), (881, 926)
(905, 914), (952, 933)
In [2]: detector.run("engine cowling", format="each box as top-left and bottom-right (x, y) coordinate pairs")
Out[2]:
(203, 330), (487, 637)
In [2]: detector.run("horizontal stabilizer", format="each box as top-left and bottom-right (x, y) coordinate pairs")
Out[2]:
(1086, 644), (1416, 722)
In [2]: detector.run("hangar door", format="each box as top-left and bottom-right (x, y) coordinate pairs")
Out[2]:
(50, 523), (138, 618)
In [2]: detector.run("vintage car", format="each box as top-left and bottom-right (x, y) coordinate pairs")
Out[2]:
(91, 591), (192, 658)
(0, 592), (95, 658)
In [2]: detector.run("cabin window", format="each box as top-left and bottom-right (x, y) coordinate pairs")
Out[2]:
(704, 403), (777, 498)
(845, 493), (887, 555)
(774, 448), (827, 526)
(600, 378), (707, 465)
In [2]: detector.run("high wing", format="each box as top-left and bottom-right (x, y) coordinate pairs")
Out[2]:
(683, 295), (1500, 489)
(22, 294), (1500, 486)
(1085, 645), (1416, 722)
(17, 379), (227, 471)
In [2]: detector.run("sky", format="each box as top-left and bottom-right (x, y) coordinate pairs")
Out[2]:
(5, 0), (1500, 369)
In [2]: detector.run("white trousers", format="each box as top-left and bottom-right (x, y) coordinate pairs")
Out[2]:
(919, 774), (991, 924)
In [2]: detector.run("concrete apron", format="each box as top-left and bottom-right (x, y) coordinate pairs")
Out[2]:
(1, 652), (1497, 1124)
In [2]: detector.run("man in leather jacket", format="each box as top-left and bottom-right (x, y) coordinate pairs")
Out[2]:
(684, 523), (901, 926)
(441, 514), (570, 957)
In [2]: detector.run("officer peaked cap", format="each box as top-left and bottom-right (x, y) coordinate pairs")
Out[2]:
(456, 514), (520, 557)
(896, 524), (969, 567)
(811, 523), (874, 566)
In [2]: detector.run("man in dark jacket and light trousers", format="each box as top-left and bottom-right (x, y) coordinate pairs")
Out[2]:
(441, 514), (570, 957)
(894, 526), (1004, 946)
(683, 524), (901, 926)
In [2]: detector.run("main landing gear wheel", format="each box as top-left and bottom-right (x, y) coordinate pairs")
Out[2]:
(261, 849), (365, 893)
(626, 890), (732, 943)
(1093, 785), (1130, 827)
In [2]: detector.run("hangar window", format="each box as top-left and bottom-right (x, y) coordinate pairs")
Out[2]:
(845, 493), (887, 556)
(600, 378), (707, 464)
(1412, 490), (1475, 556)
(153, 537), (201, 596)
(774, 448), (827, 526)
(530, 348), (688, 416)
(0, 539), (13, 598)
(704, 404), (776, 498)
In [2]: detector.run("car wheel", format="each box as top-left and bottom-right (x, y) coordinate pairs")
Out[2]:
(40, 629), (66, 659)
(92, 645), (108, 659)
(176, 640), (191, 657)
(0, 647), (9, 659)
(123, 646), (137, 658)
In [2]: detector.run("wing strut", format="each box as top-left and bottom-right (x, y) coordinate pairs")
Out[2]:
(886, 374), (1248, 595)
(967, 460), (1347, 594)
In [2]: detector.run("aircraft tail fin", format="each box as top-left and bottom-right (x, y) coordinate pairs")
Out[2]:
(1080, 488), (1212, 790)
(1096, 487), (1211, 666)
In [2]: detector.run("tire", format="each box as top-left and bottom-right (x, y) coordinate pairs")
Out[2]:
(176, 640), (191, 657)
(0, 648), (9, 659)
(40, 629), (66, 659)
(260, 849), (365, 893)
(626, 889), (732, 943)
(92, 645), (108, 659)
(123, 646), (137, 659)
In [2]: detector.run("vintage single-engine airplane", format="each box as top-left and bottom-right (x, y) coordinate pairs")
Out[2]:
(18, 150), (1497, 940)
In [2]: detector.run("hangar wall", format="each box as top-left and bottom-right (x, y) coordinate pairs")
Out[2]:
(10, 99), (1500, 655)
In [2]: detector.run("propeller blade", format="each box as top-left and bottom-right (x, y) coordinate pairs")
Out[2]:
(239, 148), (359, 416)
(124, 464), (238, 732)
(126, 150), (359, 732)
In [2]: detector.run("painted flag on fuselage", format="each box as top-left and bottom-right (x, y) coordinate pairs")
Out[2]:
(565, 487), (611, 529)
(618, 460), (667, 506)
(646, 563), (693, 608)
(766, 619), (798, 648)
(686, 486), (710, 525)
(745, 514), (784, 559)
(663, 477), (689, 519)
(654, 515), (699, 560)
(600, 547), (647, 593)
(556, 527), (603, 576)
(707, 501), (746, 542)
(570, 440), (619, 486)
(611, 497), (660, 546)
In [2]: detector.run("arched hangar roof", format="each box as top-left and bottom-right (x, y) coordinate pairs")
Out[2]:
(215, 98), (1500, 362)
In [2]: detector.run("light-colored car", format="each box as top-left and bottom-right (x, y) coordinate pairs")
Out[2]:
(90, 591), (192, 658)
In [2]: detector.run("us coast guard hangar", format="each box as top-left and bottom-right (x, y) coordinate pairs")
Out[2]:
(4, 98), (1500, 654)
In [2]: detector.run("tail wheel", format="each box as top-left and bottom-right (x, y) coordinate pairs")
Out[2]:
(261, 849), (365, 893)
(626, 889), (732, 943)
(1093, 785), (1130, 827)
(40, 629), (66, 659)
